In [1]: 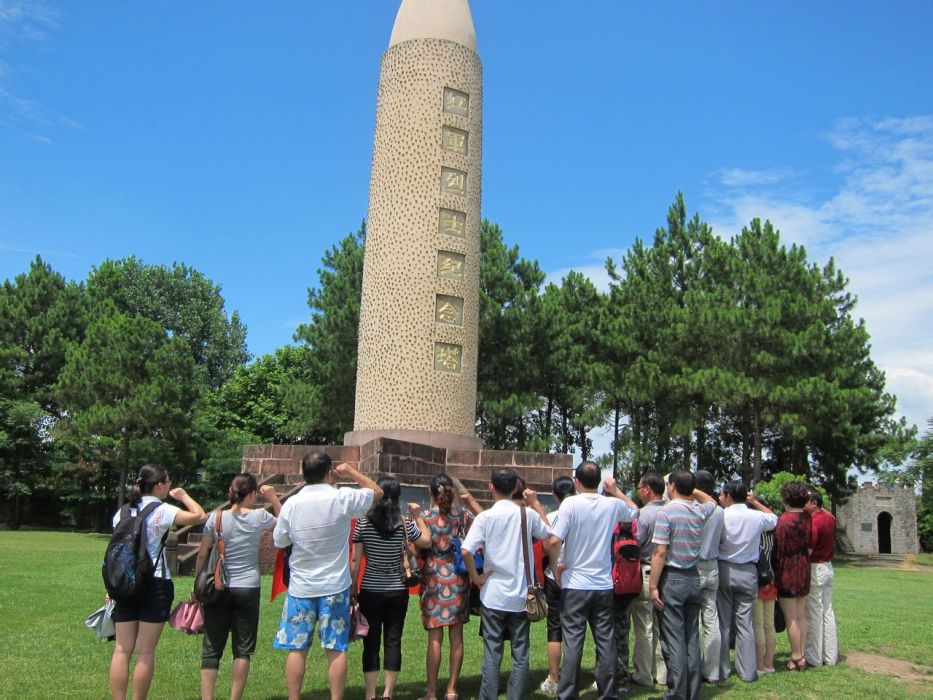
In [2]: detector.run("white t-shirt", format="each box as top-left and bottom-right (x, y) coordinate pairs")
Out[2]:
(461, 500), (550, 613)
(551, 492), (637, 591)
(544, 511), (562, 581)
(272, 483), (373, 597)
(111, 496), (180, 580)
(203, 508), (277, 588)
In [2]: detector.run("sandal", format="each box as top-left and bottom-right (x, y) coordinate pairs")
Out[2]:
(785, 656), (806, 671)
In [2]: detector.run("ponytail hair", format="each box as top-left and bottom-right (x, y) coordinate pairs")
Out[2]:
(228, 473), (258, 505)
(430, 474), (455, 514)
(368, 477), (402, 537)
(129, 463), (168, 507)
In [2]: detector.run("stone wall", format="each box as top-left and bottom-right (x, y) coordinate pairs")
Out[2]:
(242, 439), (574, 572)
(836, 482), (919, 555)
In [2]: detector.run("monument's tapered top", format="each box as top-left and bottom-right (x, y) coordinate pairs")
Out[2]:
(388, 0), (476, 51)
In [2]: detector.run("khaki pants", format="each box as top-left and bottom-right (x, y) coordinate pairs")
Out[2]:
(805, 562), (838, 666)
(752, 598), (775, 648)
(629, 564), (666, 686)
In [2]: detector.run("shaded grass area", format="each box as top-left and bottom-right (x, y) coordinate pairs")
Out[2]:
(1, 531), (931, 699)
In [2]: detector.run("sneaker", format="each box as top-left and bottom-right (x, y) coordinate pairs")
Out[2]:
(539, 677), (559, 695)
(592, 681), (599, 690)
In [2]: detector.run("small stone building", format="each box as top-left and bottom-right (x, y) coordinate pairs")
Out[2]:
(836, 482), (919, 555)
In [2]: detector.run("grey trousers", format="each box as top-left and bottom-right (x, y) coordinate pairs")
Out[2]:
(717, 561), (758, 682)
(657, 568), (703, 700)
(558, 588), (617, 700)
(479, 606), (530, 700)
(697, 559), (721, 681)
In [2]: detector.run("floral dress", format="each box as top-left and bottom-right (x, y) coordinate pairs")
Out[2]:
(774, 510), (812, 597)
(420, 507), (473, 629)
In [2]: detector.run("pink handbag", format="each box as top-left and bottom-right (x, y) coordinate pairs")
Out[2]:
(349, 606), (369, 642)
(169, 599), (205, 635)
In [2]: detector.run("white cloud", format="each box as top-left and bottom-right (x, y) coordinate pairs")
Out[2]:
(0, 1), (75, 140)
(715, 167), (794, 188)
(544, 247), (628, 292)
(707, 116), (933, 432)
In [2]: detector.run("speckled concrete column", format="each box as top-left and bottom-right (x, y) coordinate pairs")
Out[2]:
(346, 0), (482, 449)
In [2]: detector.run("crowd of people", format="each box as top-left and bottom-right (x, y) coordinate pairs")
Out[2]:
(105, 456), (838, 700)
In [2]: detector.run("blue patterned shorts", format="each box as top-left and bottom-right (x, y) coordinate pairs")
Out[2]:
(273, 589), (351, 652)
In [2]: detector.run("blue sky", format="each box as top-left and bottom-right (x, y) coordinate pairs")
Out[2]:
(1, 1), (931, 437)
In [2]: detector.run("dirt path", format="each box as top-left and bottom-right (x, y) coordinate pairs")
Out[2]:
(846, 652), (933, 688)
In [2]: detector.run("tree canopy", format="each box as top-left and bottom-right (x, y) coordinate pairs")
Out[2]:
(0, 196), (915, 527)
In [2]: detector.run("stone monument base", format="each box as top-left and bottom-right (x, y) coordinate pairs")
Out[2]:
(241, 437), (573, 573)
(344, 428), (482, 450)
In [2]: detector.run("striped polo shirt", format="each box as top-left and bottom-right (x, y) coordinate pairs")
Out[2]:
(652, 500), (716, 570)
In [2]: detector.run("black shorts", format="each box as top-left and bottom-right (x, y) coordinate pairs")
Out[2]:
(545, 577), (562, 642)
(201, 588), (262, 669)
(112, 578), (175, 624)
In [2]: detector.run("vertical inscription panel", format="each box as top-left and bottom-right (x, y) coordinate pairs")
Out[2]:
(442, 126), (468, 156)
(437, 250), (465, 280)
(435, 295), (464, 326)
(434, 342), (462, 373)
(438, 208), (466, 237)
(441, 167), (466, 196)
(442, 87), (469, 117)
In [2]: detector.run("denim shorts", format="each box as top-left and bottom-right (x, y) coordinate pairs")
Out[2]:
(112, 578), (174, 624)
(273, 589), (351, 652)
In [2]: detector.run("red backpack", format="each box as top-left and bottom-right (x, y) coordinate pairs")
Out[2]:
(611, 525), (642, 597)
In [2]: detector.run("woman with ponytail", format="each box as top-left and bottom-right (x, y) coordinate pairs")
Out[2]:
(351, 477), (431, 700)
(418, 474), (482, 700)
(110, 463), (207, 700)
(195, 473), (281, 700)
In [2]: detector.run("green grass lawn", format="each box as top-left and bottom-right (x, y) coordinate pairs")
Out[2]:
(1, 530), (931, 699)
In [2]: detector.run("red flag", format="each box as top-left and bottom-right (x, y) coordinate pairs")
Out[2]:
(533, 539), (546, 585)
(270, 547), (288, 601)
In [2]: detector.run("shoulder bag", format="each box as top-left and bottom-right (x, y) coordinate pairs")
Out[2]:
(400, 517), (422, 587)
(521, 505), (547, 622)
(194, 509), (228, 604)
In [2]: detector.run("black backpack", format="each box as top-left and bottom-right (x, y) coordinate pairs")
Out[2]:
(102, 502), (165, 602)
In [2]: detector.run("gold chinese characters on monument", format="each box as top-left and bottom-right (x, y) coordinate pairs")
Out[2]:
(438, 208), (466, 237)
(442, 126), (468, 156)
(441, 167), (466, 196)
(435, 294), (464, 326)
(434, 342), (462, 373)
(437, 250), (465, 280)
(442, 87), (469, 118)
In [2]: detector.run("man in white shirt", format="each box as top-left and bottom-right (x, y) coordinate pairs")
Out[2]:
(694, 470), (724, 683)
(462, 468), (550, 700)
(716, 480), (777, 683)
(546, 461), (639, 700)
(272, 453), (383, 700)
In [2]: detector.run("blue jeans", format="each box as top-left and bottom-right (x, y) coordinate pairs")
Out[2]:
(657, 568), (702, 700)
(479, 606), (530, 700)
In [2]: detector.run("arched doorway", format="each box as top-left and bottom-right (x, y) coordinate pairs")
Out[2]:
(877, 511), (893, 554)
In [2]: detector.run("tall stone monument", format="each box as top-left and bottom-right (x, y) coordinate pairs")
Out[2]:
(345, 0), (483, 450)
(239, 3), (572, 566)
